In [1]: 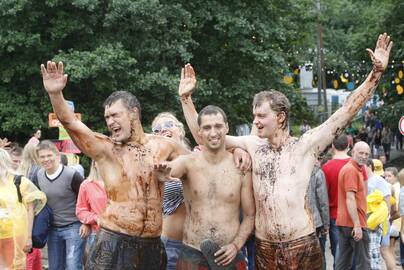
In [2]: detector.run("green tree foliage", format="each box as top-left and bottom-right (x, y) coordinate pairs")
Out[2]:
(314, 0), (403, 128)
(0, 0), (316, 143)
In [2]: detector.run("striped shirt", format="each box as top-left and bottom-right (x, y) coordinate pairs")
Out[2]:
(163, 181), (184, 216)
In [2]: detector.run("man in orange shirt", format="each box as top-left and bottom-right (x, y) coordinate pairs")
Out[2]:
(335, 141), (370, 270)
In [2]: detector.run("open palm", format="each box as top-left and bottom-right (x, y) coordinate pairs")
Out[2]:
(366, 33), (393, 73)
(41, 61), (68, 94)
(178, 63), (196, 97)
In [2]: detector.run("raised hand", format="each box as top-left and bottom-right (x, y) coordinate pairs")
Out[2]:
(178, 63), (196, 97)
(40, 61), (68, 94)
(366, 33), (393, 73)
(0, 138), (11, 149)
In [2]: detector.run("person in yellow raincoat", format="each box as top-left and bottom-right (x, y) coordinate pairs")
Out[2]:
(0, 148), (46, 269)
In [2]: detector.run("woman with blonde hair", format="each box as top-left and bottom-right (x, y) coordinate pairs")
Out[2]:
(0, 148), (46, 269)
(18, 143), (43, 270)
(18, 143), (41, 181)
(152, 112), (190, 270)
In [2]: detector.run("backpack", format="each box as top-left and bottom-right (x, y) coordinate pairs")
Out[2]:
(14, 175), (53, 249)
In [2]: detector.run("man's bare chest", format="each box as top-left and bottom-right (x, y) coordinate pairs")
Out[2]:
(186, 164), (242, 203)
(100, 144), (166, 199)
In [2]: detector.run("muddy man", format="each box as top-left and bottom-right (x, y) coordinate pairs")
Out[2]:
(41, 62), (189, 269)
(179, 33), (392, 269)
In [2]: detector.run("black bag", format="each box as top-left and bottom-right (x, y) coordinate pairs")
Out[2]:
(14, 175), (53, 248)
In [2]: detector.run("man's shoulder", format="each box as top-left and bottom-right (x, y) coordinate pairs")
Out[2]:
(60, 165), (81, 179)
(339, 161), (360, 177)
(323, 158), (350, 168)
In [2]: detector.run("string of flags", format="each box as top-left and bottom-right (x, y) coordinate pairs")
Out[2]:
(283, 60), (404, 95)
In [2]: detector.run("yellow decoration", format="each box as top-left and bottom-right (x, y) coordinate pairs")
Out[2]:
(395, 77), (401, 84)
(58, 127), (70, 140)
(293, 69), (299, 75)
(340, 74), (348, 83)
(283, 75), (294, 85)
(332, 79), (339, 89)
(397, 85), (404, 95)
(367, 190), (389, 235)
(399, 70), (403, 79)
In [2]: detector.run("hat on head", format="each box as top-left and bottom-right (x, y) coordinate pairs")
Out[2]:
(372, 159), (384, 176)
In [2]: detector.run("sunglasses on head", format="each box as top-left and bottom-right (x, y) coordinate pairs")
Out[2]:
(152, 121), (175, 134)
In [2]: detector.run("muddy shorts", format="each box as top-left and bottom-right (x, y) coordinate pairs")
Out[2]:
(176, 243), (247, 270)
(255, 233), (323, 270)
(85, 227), (167, 270)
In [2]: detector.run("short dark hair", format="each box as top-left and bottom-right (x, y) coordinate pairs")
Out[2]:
(253, 90), (291, 130)
(197, 105), (228, 126)
(103, 91), (141, 120)
(332, 134), (349, 151)
(366, 158), (374, 172)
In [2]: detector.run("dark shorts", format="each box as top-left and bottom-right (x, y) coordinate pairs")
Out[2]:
(176, 243), (247, 270)
(85, 227), (167, 270)
(255, 233), (323, 270)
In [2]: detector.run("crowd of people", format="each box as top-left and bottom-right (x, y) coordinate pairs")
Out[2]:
(0, 33), (398, 270)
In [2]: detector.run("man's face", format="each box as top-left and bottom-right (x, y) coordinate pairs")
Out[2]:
(198, 113), (228, 151)
(351, 145), (370, 166)
(38, 149), (60, 173)
(252, 102), (279, 138)
(10, 154), (22, 170)
(104, 100), (136, 142)
(384, 171), (396, 184)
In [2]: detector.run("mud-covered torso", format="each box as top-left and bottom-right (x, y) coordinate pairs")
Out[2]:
(251, 137), (316, 242)
(98, 137), (171, 237)
(182, 152), (244, 250)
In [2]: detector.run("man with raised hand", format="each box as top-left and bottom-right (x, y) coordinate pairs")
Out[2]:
(156, 105), (255, 270)
(40, 61), (190, 270)
(178, 33), (392, 270)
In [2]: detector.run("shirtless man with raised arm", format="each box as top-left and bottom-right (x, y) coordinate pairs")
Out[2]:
(156, 105), (255, 270)
(40, 61), (190, 270)
(178, 33), (392, 269)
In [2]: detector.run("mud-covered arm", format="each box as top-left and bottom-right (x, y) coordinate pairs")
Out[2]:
(41, 61), (107, 160)
(167, 137), (191, 161)
(166, 155), (189, 181)
(181, 95), (202, 145)
(232, 171), (255, 250)
(301, 34), (393, 156)
(178, 64), (202, 145)
(179, 64), (253, 152)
